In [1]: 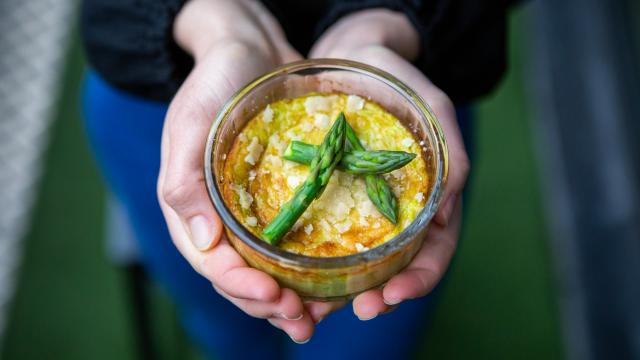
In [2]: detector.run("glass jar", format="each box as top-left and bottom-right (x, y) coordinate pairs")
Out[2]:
(204, 59), (448, 301)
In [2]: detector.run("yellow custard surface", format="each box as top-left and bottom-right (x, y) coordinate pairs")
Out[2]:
(221, 93), (429, 257)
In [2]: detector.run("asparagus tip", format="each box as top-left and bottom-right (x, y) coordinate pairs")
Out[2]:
(381, 209), (398, 224)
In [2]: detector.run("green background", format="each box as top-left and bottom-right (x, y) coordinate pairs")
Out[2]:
(1, 8), (564, 359)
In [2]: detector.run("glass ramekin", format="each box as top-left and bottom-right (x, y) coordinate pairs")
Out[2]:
(204, 59), (448, 301)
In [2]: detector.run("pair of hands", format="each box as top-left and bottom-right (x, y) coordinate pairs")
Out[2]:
(157, 0), (469, 343)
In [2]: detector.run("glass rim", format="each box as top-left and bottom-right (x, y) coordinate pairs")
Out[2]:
(204, 58), (448, 269)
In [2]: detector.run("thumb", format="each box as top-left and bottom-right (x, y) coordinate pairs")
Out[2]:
(158, 43), (276, 254)
(158, 98), (224, 252)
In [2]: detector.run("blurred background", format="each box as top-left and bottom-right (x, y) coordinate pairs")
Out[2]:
(0, 0), (638, 359)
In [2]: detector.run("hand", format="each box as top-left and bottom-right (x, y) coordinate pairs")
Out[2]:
(157, 0), (326, 343)
(310, 9), (469, 320)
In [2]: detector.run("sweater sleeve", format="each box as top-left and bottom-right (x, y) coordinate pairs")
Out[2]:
(81, 0), (193, 102)
(315, 0), (515, 104)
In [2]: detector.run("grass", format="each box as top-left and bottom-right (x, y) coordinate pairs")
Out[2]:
(2, 8), (563, 359)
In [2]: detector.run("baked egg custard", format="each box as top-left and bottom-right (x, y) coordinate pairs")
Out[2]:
(221, 93), (428, 257)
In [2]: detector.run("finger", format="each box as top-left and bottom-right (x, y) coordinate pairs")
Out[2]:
(199, 237), (281, 301)
(157, 80), (229, 251)
(304, 300), (347, 324)
(157, 118), (218, 270)
(309, 9), (419, 60)
(158, 45), (274, 252)
(216, 287), (304, 320)
(308, 23), (351, 59)
(274, 289), (305, 320)
(268, 310), (315, 344)
(277, 43), (304, 64)
(243, 0), (303, 64)
(160, 197), (282, 305)
(157, 180), (223, 274)
(352, 288), (388, 321)
(158, 47), (282, 278)
(383, 198), (462, 305)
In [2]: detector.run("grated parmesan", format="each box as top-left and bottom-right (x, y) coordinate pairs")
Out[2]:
(283, 160), (297, 170)
(318, 219), (331, 232)
(415, 192), (424, 202)
(304, 223), (313, 235)
(269, 133), (286, 154)
(265, 154), (282, 167)
(334, 219), (352, 234)
(244, 137), (264, 165)
(292, 219), (304, 231)
(391, 183), (404, 197)
(262, 105), (273, 123)
(246, 216), (258, 227)
(314, 114), (330, 129)
(353, 178), (380, 218)
(231, 184), (253, 210)
(390, 169), (405, 181)
(304, 96), (331, 114)
(355, 243), (369, 252)
(286, 174), (304, 189)
(314, 179), (354, 224)
(401, 137), (415, 148)
(346, 95), (365, 113)
(286, 128), (302, 141)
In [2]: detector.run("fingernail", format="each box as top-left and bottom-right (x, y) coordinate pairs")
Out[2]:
(357, 313), (378, 321)
(280, 313), (303, 321)
(441, 195), (457, 226)
(189, 215), (212, 250)
(383, 298), (402, 306)
(290, 336), (310, 345)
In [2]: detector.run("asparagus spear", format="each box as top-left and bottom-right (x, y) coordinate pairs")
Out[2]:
(283, 141), (416, 174)
(283, 140), (317, 164)
(261, 113), (347, 245)
(344, 123), (399, 224)
(365, 174), (398, 224)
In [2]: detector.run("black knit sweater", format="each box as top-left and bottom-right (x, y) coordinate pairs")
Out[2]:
(81, 0), (516, 105)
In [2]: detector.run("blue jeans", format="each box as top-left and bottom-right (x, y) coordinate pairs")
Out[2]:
(82, 71), (452, 360)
